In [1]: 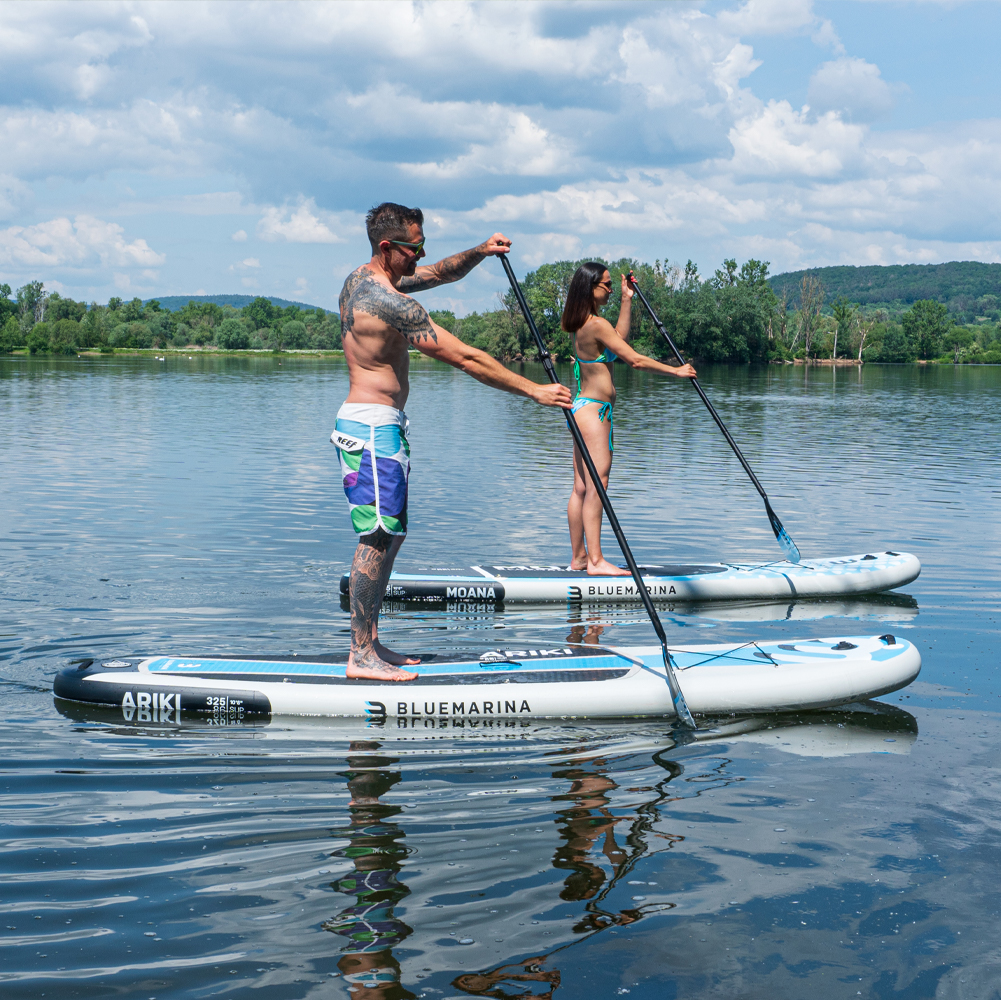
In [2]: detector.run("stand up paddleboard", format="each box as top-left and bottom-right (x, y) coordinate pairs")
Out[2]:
(344, 551), (920, 604)
(54, 634), (919, 722)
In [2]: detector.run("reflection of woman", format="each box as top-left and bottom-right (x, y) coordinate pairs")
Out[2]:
(551, 761), (627, 901)
(454, 959), (560, 999)
(323, 741), (415, 1000)
(454, 755), (651, 1000)
(561, 264), (696, 575)
(566, 611), (605, 647)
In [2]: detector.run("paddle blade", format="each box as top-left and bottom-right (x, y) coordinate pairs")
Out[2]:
(661, 645), (697, 728)
(766, 501), (801, 563)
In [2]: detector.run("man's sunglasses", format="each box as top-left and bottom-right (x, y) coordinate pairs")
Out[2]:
(387, 238), (426, 255)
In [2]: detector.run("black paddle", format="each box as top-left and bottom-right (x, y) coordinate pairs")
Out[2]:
(500, 255), (696, 729)
(627, 271), (802, 564)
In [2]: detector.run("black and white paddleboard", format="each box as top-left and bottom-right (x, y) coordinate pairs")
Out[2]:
(345, 551), (920, 604)
(53, 634), (919, 722)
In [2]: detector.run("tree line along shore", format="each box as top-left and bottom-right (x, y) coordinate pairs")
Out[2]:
(3, 257), (1000, 366)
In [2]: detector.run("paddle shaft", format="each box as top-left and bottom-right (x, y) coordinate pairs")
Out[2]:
(500, 255), (695, 727)
(627, 273), (800, 562)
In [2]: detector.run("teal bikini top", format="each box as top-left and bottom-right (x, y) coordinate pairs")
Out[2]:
(571, 332), (616, 394)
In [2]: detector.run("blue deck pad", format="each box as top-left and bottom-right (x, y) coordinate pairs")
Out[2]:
(142, 639), (903, 679)
(145, 653), (636, 678)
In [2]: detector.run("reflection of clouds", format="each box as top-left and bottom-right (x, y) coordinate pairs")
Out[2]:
(595, 706), (1001, 995)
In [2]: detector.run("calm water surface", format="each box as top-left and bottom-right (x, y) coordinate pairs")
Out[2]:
(1, 355), (999, 998)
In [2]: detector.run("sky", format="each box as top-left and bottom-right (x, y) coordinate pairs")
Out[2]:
(2, 0), (1001, 314)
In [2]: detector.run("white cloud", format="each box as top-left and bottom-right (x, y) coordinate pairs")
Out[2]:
(257, 199), (345, 243)
(715, 0), (817, 37)
(231, 229), (248, 241)
(728, 100), (868, 178)
(228, 256), (260, 273)
(808, 57), (900, 120)
(402, 110), (572, 179)
(0, 215), (165, 270)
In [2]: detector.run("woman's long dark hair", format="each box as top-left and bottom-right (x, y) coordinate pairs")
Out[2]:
(561, 262), (608, 333)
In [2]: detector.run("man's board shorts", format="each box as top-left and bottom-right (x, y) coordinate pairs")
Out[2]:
(331, 402), (410, 536)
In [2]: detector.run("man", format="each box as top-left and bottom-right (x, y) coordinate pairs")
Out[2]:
(333, 202), (572, 681)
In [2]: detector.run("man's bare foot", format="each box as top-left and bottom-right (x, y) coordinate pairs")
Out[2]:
(347, 651), (418, 682)
(373, 638), (420, 666)
(587, 559), (631, 577)
(569, 559), (588, 572)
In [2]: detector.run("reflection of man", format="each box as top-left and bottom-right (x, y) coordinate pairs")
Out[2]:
(334, 202), (572, 681)
(323, 741), (415, 1000)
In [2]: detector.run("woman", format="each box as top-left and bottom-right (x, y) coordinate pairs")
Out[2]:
(561, 263), (696, 575)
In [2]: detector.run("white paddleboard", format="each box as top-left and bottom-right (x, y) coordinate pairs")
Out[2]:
(54, 634), (919, 722)
(344, 551), (920, 604)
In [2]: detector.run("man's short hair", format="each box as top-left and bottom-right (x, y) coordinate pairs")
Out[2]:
(366, 202), (424, 253)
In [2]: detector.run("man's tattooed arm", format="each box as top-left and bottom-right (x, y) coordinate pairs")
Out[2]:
(397, 247), (488, 293)
(344, 270), (438, 346)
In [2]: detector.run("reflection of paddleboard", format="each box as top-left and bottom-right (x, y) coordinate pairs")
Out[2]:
(695, 702), (918, 757)
(364, 593), (921, 624)
(677, 593), (920, 623)
(53, 634), (919, 722)
(55, 698), (919, 756)
(346, 551), (920, 604)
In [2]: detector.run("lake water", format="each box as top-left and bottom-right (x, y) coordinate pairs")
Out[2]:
(1, 355), (999, 998)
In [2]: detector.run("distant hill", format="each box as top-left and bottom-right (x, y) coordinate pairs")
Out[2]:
(768, 261), (1001, 312)
(145, 294), (326, 313)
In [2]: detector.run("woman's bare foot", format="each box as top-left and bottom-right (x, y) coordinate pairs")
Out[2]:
(373, 638), (420, 666)
(346, 650), (418, 682)
(569, 558), (589, 572)
(587, 559), (631, 577)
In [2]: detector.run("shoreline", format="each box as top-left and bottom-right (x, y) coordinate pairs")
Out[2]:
(3, 348), (999, 367)
(790, 357), (862, 366)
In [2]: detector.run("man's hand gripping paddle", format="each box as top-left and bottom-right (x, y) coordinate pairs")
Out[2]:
(627, 271), (801, 564)
(500, 255), (697, 728)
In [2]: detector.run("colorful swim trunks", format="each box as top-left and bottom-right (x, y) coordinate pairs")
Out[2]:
(331, 403), (410, 536)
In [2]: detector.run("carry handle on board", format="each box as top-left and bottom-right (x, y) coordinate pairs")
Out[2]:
(626, 271), (801, 565)
(499, 255), (696, 728)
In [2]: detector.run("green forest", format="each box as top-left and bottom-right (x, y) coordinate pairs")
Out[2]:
(429, 257), (1001, 366)
(3, 256), (1001, 365)
(768, 261), (1001, 320)
(0, 283), (340, 355)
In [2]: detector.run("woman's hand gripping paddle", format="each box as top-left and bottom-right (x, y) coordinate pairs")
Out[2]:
(500, 255), (697, 728)
(627, 271), (802, 564)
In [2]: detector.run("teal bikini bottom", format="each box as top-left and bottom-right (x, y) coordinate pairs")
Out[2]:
(569, 397), (613, 451)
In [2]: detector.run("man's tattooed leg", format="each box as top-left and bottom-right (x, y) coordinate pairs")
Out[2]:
(347, 529), (418, 681)
(371, 533), (420, 666)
